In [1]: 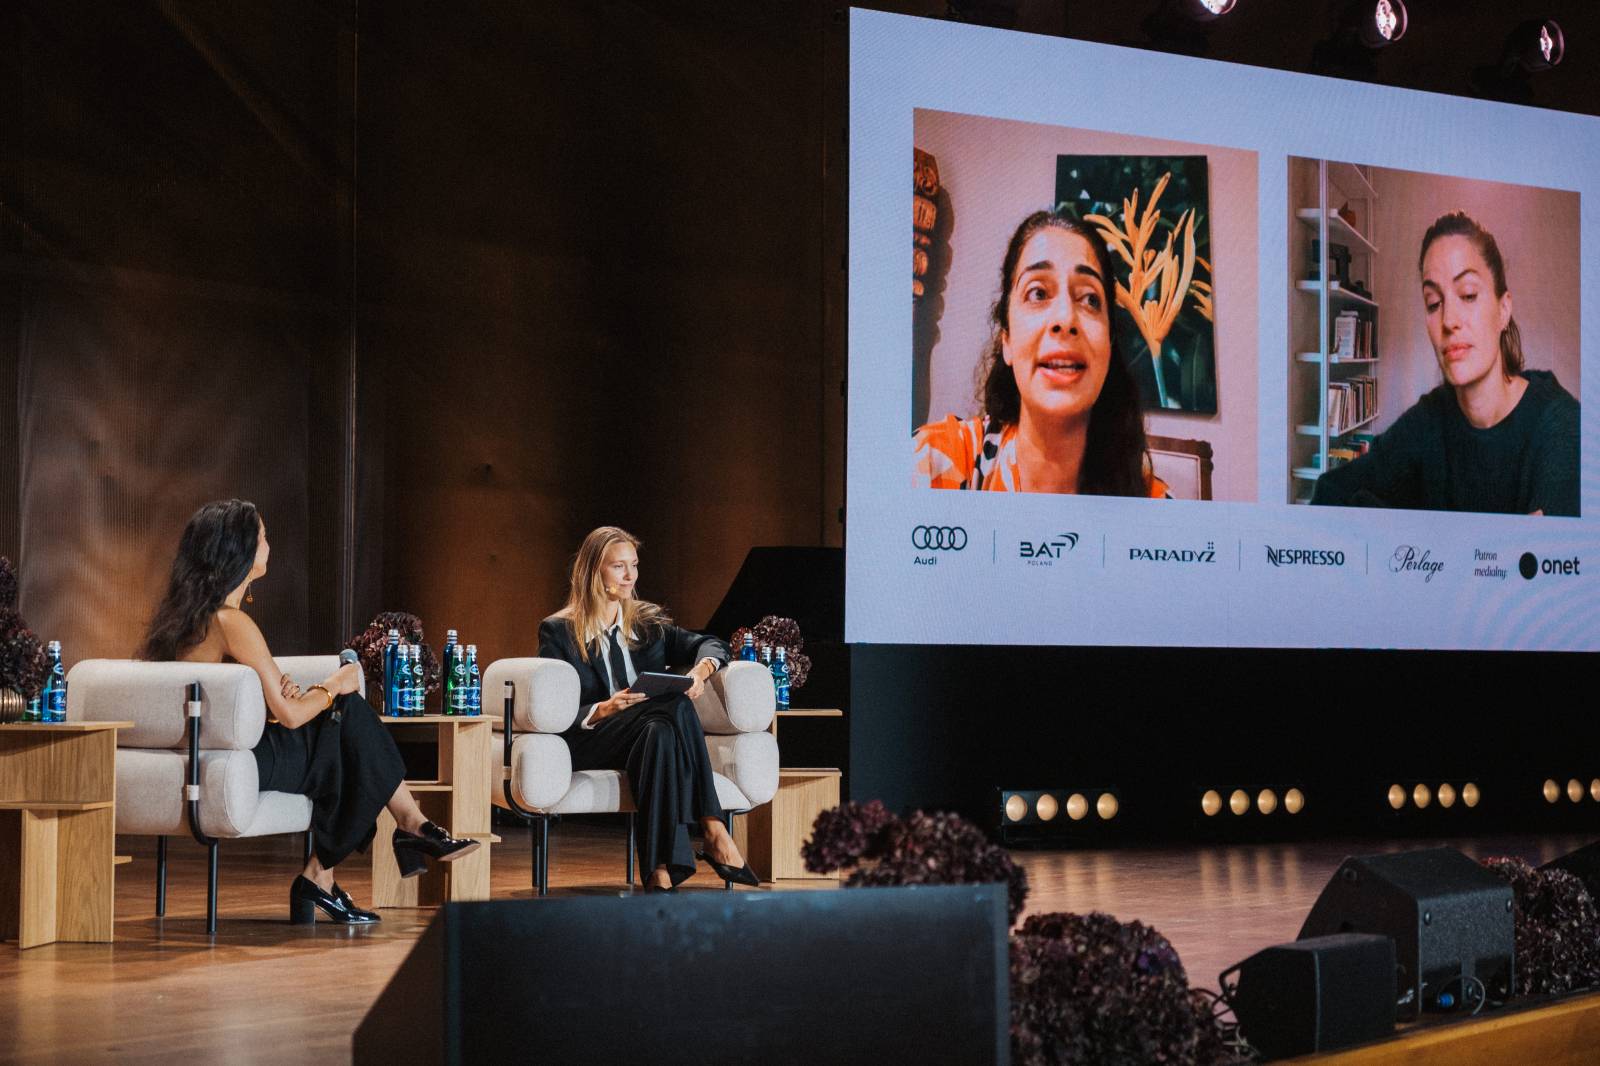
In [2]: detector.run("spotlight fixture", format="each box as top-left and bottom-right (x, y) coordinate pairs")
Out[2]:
(1312, 0), (1409, 82)
(1473, 19), (1565, 105)
(1140, 0), (1239, 57)
(1359, 0), (1407, 49)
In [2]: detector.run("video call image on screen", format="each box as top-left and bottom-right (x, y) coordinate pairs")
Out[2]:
(848, 10), (1599, 651)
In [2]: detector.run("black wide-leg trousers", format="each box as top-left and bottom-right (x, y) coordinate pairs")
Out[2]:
(252, 692), (407, 869)
(566, 694), (724, 885)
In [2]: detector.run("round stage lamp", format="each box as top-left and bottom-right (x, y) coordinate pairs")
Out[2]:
(1512, 18), (1564, 72)
(1230, 789), (1250, 816)
(1412, 783), (1432, 809)
(1257, 789), (1278, 815)
(1569, 779), (1584, 803)
(1066, 793), (1089, 821)
(1544, 779), (1561, 804)
(1096, 793), (1119, 820)
(1036, 792), (1059, 822)
(1184, 0), (1237, 19)
(1437, 783), (1457, 809)
(1201, 790), (1223, 816)
(1591, 779), (1600, 802)
(1387, 784), (1406, 810)
(1004, 794), (1028, 822)
(1463, 782), (1481, 808)
(1359, 0), (1407, 48)
(1284, 788), (1305, 814)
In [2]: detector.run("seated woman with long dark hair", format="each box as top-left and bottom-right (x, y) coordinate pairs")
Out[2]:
(914, 209), (1167, 497)
(139, 499), (477, 924)
(537, 526), (758, 893)
(1312, 211), (1579, 515)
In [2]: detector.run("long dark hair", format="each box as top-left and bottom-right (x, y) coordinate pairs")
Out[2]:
(1418, 210), (1524, 376)
(138, 499), (260, 661)
(978, 210), (1150, 496)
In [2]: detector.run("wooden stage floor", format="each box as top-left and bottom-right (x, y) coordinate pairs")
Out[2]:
(1, 826), (1593, 1063)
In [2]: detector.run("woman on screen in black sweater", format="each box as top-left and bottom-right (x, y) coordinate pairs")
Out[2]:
(1312, 211), (1579, 516)
(536, 526), (757, 893)
(140, 499), (477, 925)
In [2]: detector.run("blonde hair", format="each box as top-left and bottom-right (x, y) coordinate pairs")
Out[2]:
(558, 526), (671, 661)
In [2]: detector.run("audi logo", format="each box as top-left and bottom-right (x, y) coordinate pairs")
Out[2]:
(912, 525), (968, 550)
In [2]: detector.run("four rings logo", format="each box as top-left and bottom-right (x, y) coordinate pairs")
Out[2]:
(912, 526), (967, 551)
(1020, 532), (1078, 565)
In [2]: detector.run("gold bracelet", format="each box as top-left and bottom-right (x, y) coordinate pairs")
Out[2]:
(307, 683), (334, 710)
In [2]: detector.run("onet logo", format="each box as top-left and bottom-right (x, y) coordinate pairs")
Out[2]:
(1020, 533), (1078, 559)
(912, 525), (968, 551)
(1519, 552), (1580, 579)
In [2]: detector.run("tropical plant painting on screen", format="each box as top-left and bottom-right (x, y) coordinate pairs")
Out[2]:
(1056, 155), (1217, 413)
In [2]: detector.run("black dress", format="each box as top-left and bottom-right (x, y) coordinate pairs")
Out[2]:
(536, 615), (731, 886)
(252, 691), (406, 869)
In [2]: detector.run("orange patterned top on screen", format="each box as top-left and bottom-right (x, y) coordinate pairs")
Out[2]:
(913, 414), (1168, 497)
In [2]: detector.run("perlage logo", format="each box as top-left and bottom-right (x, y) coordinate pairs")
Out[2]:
(1019, 532), (1079, 565)
(1389, 545), (1443, 583)
(1265, 546), (1346, 568)
(1128, 541), (1215, 564)
(1519, 552), (1580, 580)
(911, 526), (967, 551)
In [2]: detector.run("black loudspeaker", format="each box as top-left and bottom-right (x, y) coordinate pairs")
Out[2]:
(353, 885), (1010, 1066)
(1222, 933), (1396, 1060)
(1297, 846), (1513, 1018)
(1541, 839), (1600, 898)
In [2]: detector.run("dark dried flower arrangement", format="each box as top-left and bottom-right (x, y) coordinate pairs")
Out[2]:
(1482, 856), (1600, 996)
(0, 558), (46, 700)
(802, 800), (1027, 924)
(730, 615), (811, 689)
(803, 801), (1235, 1064)
(1011, 912), (1233, 1066)
(346, 611), (441, 694)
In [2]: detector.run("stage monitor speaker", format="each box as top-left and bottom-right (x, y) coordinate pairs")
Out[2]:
(1297, 846), (1513, 1018)
(353, 884), (1010, 1066)
(1221, 933), (1396, 1060)
(1541, 839), (1600, 899)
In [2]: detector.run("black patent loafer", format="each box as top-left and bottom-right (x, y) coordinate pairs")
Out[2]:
(393, 821), (481, 874)
(289, 875), (381, 925)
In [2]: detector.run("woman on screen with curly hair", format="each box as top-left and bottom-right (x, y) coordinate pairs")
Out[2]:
(914, 209), (1167, 497)
(1312, 211), (1579, 515)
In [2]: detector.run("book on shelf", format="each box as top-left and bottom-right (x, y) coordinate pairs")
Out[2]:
(1325, 375), (1377, 435)
(1330, 309), (1378, 361)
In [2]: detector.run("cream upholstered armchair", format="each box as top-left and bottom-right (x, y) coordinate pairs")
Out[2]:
(68, 655), (354, 933)
(486, 657), (779, 894)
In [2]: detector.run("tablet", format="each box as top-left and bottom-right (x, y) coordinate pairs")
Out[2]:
(628, 671), (694, 698)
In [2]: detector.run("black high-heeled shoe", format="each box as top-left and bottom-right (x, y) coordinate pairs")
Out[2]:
(695, 850), (761, 887)
(289, 875), (381, 925)
(393, 821), (481, 878)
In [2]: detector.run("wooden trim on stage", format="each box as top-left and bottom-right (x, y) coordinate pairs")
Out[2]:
(1292, 991), (1600, 1064)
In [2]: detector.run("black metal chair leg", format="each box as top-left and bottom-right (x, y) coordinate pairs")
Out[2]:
(625, 812), (636, 886)
(723, 811), (734, 891)
(303, 829), (314, 864)
(538, 818), (550, 896)
(206, 842), (219, 935)
(155, 836), (167, 917)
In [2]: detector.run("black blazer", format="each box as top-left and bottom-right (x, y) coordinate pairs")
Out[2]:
(537, 613), (730, 738)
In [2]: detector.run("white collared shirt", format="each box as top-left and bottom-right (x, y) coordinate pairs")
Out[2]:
(578, 607), (719, 729)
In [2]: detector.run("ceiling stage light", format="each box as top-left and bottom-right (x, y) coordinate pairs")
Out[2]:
(1184, 0), (1238, 20)
(1202, 790), (1223, 817)
(1388, 784), (1406, 810)
(1438, 783), (1457, 809)
(1412, 783), (1432, 809)
(1284, 788), (1305, 814)
(1359, 0), (1407, 48)
(1463, 782), (1481, 808)
(1005, 793), (1028, 822)
(1035, 792), (1059, 822)
(1067, 793), (1089, 821)
(1257, 789), (1278, 815)
(1096, 793), (1119, 820)
(1544, 779), (1561, 804)
(1230, 789), (1250, 816)
(1569, 779), (1584, 804)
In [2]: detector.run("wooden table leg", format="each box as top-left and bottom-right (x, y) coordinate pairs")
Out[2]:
(55, 807), (114, 943)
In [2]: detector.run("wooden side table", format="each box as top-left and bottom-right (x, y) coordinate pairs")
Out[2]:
(0, 721), (131, 949)
(736, 708), (843, 882)
(370, 715), (494, 907)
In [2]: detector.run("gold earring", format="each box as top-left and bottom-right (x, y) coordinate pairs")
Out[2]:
(244, 582), (254, 605)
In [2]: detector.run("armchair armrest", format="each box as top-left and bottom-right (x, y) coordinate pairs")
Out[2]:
(277, 654), (365, 698)
(483, 657), (580, 734)
(68, 659), (267, 751)
(693, 660), (775, 735)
